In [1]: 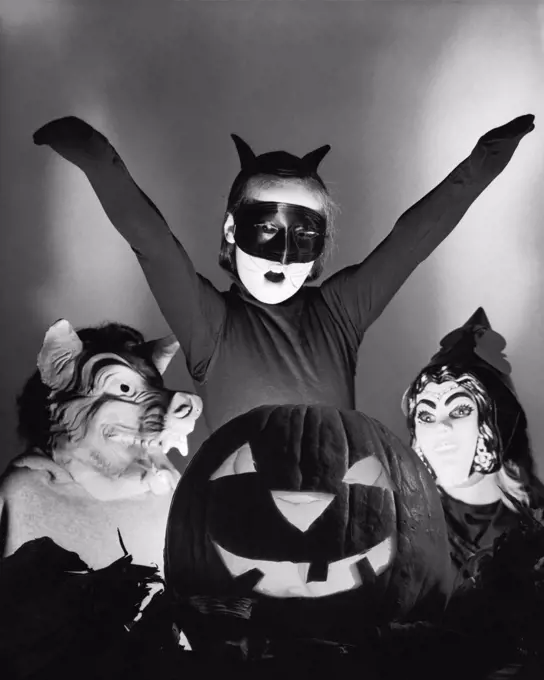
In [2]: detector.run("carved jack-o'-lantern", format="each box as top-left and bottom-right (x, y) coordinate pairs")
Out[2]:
(165, 406), (452, 643)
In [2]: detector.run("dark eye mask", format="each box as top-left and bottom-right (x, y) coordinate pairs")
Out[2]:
(232, 202), (327, 264)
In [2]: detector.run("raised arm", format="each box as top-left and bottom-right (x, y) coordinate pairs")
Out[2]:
(33, 117), (226, 381)
(321, 114), (535, 344)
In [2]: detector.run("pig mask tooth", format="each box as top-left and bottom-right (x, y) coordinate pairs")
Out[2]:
(106, 430), (161, 454)
(106, 431), (132, 446)
(107, 431), (141, 448)
(160, 434), (189, 457)
(104, 423), (191, 457)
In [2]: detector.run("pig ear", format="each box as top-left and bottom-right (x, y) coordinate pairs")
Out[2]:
(37, 319), (84, 390)
(141, 334), (180, 375)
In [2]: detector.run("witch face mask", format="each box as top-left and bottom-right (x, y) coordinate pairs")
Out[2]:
(232, 201), (327, 264)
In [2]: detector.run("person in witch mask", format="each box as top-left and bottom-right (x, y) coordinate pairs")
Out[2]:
(32, 114), (534, 433)
(402, 308), (544, 585)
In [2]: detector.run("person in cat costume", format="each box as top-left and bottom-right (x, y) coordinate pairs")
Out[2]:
(33, 113), (534, 433)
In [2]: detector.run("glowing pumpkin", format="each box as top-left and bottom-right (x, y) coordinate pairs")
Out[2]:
(165, 405), (452, 644)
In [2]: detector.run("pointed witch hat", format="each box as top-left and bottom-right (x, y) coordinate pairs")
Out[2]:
(426, 307), (517, 396)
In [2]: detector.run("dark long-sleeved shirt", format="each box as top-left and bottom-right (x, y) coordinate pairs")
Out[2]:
(68, 121), (528, 432)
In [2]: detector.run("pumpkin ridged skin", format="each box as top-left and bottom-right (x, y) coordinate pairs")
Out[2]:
(165, 405), (452, 643)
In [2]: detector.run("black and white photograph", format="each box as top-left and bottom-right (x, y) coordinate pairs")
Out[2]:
(1, 1), (543, 677)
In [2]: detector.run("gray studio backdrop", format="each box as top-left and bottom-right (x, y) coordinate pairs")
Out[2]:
(1, 0), (543, 476)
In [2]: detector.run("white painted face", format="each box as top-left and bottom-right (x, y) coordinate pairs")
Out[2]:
(413, 381), (480, 488)
(224, 180), (325, 304)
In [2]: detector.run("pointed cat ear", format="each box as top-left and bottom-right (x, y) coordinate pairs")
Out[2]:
(231, 134), (257, 170)
(139, 334), (180, 375)
(37, 319), (84, 390)
(302, 145), (331, 171)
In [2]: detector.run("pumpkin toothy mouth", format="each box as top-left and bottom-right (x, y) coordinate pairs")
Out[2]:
(212, 535), (394, 598)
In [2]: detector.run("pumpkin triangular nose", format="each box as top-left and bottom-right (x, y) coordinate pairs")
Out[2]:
(270, 490), (334, 532)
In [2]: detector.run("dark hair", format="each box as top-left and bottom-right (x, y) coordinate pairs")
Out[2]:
(16, 322), (148, 453)
(404, 363), (544, 507)
(218, 173), (340, 283)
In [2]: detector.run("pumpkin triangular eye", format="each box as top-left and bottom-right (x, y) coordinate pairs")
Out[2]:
(343, 456), (393, 491)
(209, 442), (257, 480)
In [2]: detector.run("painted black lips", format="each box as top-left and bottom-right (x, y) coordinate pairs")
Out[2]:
(264, 271), (285, 283)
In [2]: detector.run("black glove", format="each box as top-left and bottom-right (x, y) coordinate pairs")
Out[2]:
(469, 114), (535, 179)
(33, 116), (121, 170)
